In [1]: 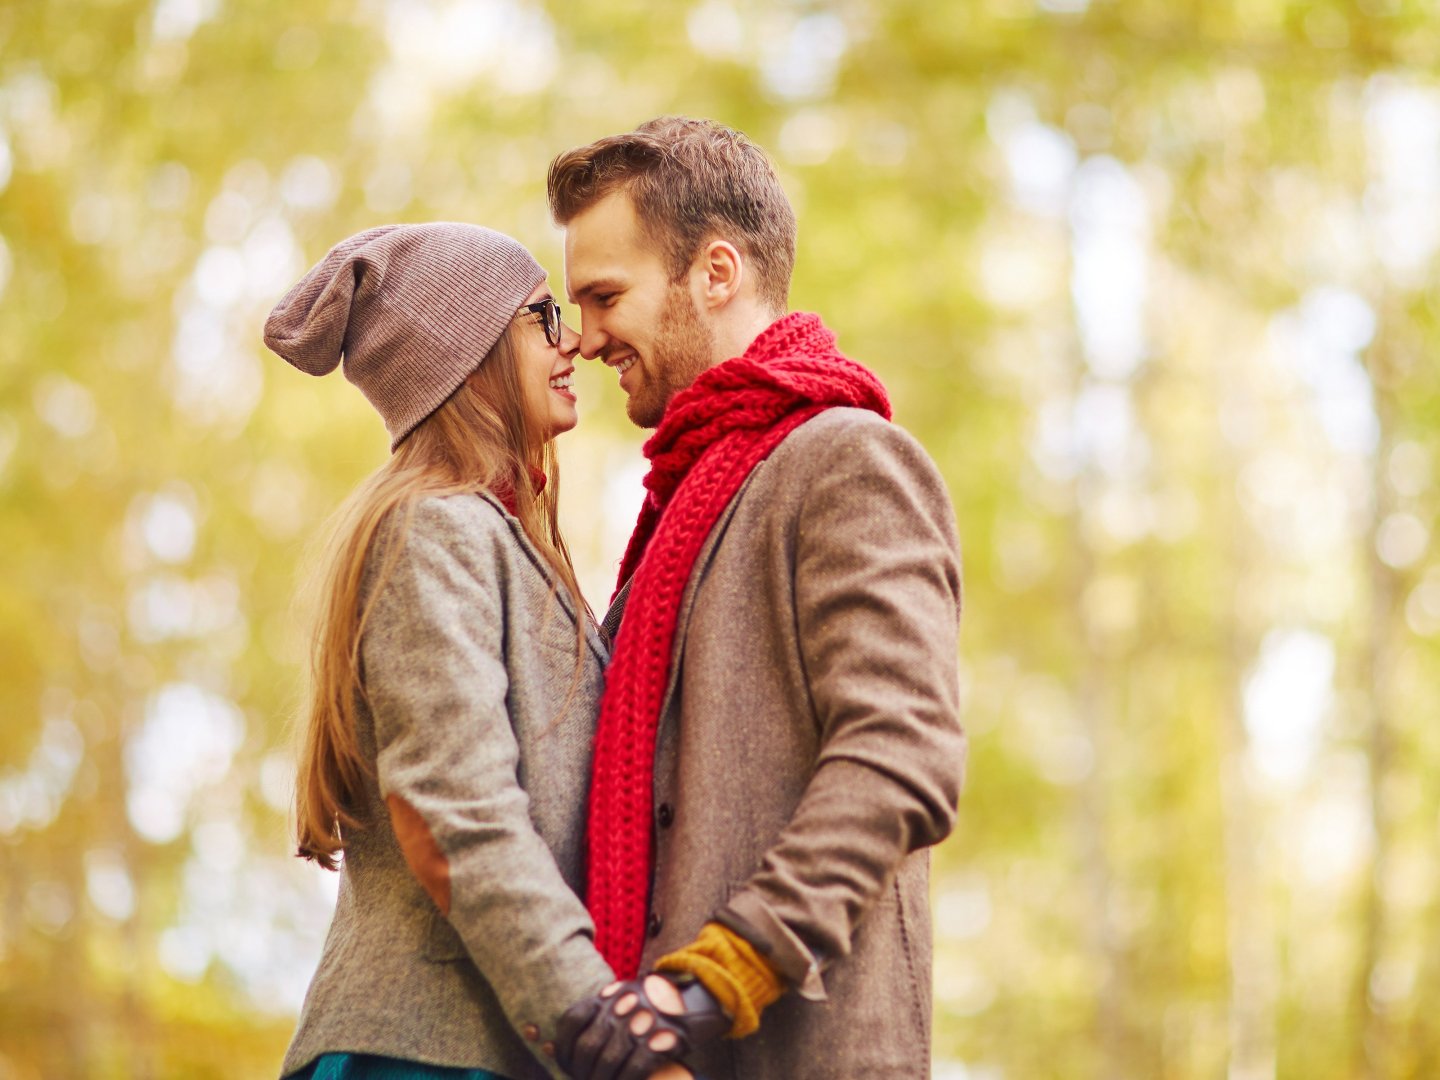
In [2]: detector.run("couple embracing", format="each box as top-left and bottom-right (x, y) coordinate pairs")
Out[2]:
(265, 117), (965, 1080)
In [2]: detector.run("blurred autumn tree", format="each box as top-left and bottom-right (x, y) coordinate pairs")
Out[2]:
(2, 1), (1438, 1078)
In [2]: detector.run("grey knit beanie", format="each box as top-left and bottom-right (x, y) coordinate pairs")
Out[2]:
(263, 222), (546, 451)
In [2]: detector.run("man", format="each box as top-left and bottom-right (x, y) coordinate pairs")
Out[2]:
(546, 117), (965, 1080)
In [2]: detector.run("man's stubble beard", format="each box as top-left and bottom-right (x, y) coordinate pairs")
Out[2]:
(628, 282), (716, 429)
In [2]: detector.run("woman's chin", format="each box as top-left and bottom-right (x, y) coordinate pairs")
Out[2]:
(547, 410), (580, 439)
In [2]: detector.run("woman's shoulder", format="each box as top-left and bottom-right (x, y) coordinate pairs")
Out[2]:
(368, 492), (515, 584)
(407, 491), (510, 540)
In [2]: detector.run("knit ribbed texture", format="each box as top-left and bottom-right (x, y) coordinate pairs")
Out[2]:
(655, 922), (784, 1039)
(586, 312), (892, 979)
(262, 223), (545, 451)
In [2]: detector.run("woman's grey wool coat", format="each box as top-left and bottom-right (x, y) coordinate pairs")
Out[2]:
(281, 493), (613, 1080)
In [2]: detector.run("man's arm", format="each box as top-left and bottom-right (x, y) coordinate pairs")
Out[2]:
(714, 415), (965, 994)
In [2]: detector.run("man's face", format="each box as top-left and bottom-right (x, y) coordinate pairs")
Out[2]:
(563, 190), (715, 428)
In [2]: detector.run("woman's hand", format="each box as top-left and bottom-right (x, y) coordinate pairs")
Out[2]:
(556, 973), (727, 1080)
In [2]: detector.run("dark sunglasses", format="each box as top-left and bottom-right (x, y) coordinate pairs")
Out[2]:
(517, 297), (563, 347)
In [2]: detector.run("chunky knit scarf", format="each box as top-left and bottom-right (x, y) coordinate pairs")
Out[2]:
(587, 312), (892, 977)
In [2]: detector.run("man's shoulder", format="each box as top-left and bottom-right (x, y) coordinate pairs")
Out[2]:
(770, 407), (940, 480)
(785, 405), (890, 443)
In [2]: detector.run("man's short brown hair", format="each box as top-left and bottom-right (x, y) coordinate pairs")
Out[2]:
(547, 117), (797, 315)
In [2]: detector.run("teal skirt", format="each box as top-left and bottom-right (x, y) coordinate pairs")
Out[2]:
(289, 1054), (512, 1080)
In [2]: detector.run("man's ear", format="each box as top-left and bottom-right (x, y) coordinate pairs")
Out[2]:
(697, 239), (743, 310)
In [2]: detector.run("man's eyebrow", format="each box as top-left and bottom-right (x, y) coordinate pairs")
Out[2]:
(568, 277), (624, 303)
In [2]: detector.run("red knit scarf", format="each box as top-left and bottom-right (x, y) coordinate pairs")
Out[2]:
(491, 466), (547, 516)
(587, 311), (891, 977)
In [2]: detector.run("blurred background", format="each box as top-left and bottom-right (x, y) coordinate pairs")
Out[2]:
(3, 0), (1439, 1077)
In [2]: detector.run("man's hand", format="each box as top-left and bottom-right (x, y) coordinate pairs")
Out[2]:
(555, 972), (729, 1080)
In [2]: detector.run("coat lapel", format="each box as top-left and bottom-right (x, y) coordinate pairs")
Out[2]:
(655, 470), (760, 718)
(600, 578), (632, 643)
(478, 493), (610, 667)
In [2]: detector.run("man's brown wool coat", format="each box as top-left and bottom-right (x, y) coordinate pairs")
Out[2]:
(607, 407), (966, 1080)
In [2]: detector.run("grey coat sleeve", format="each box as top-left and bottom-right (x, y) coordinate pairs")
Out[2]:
(360, 499), (613, 1070)
(717, 420), (965, 996)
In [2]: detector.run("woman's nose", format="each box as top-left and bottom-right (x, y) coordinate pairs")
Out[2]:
(558, 318), (581, 359)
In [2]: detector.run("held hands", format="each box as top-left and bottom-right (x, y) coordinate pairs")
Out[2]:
(555, 972), (730, 1080)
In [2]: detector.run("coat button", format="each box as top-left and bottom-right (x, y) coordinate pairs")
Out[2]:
(648, 912), (664, 938)
(657, 803), (674, 828)
(521, 1023), (540, 1042)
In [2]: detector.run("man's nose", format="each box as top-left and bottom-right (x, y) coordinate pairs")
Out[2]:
(577, 318), (608, 362)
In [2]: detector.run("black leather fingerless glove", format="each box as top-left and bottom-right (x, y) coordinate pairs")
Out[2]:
(555, 972), (728, 1080)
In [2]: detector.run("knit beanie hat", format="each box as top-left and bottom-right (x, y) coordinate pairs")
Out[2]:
(263, 222), (547, 450)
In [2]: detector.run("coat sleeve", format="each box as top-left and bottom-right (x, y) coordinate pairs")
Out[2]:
(715, 419), (965, 999)
(360, 499), (613, 1071)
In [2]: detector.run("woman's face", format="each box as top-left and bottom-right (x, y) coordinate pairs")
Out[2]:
(515, 281), (581, 438)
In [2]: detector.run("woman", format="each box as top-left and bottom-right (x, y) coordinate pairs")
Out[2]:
(264, 223), (680, 1080)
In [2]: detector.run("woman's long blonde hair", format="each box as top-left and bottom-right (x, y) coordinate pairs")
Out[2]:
(294, 327), (589, 870)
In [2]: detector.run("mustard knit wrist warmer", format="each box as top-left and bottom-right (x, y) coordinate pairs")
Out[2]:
(654, 921), (784, 1038)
